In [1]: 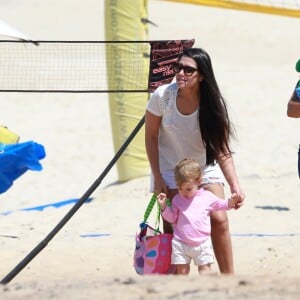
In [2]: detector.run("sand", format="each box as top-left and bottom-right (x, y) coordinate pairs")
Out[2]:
(0, 0), (300, 299)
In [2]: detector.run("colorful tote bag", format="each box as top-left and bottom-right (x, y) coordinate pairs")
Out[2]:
(133, 194), (172, 275)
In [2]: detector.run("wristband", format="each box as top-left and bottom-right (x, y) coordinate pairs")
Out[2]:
(296, 87), (300, 100)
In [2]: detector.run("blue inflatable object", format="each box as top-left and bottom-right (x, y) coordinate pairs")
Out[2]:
(0, 141), (46, 194)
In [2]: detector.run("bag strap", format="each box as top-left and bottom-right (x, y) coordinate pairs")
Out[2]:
(143, 193), (158, 223)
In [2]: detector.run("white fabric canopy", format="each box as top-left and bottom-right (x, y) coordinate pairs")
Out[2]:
(0, 19), (36, 43)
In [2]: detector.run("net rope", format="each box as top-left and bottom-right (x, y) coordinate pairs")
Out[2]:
(167, 0), (300, 18)
(230, 0), (300, 8)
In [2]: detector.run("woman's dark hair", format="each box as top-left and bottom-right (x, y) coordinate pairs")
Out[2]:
(178, 48), (235, 165)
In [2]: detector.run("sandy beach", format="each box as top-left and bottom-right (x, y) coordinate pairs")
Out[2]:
(1, 1), (300, 299)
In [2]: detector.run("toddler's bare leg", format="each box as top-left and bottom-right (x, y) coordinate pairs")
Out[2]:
(198, 264), (212, 274)
(176, 264), (190, 275)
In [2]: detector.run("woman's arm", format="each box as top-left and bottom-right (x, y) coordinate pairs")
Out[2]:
(218, 154), (240, 192)
(287, 92), (300, 118)
(145, 110), (168, 194)
(217, 153), (244, 209)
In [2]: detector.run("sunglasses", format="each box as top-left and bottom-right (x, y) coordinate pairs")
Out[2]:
(173, 63), (198, 76)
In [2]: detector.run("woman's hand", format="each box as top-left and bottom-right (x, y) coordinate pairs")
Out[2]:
(230, 184), (245, 210)
(228, 192), (239, 209)
(153, 175), (169, 195)
(235, 194), (245, 209)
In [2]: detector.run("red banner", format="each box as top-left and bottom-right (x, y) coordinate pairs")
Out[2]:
(148, 39), (195, 92)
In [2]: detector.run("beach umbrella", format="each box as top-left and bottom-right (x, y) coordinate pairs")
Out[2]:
(0, 19), (38, 45)
(0, 141), (46, 194)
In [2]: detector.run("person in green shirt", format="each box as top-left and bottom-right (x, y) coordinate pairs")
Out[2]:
(287, 59), (300, 178)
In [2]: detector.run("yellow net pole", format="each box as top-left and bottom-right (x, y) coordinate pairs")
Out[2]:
(105, 0), (150, 182)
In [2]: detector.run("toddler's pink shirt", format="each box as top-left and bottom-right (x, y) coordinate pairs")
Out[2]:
(162, 188), (230, 246)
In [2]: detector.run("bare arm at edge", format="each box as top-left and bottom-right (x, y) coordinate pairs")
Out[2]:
(287, 92), (300, 118)
(217, 153), (244, 209)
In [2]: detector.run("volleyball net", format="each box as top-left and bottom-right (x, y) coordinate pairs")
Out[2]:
(0, 39), (194, 93)
(0, 41), (148, 93)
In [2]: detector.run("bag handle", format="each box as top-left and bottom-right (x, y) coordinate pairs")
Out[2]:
(143, 193), (160, 231)
(143, 193), (158, 223)
(143, 193), (171, 232)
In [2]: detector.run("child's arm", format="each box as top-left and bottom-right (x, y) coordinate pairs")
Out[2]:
(158, 193), (178, 223)
(287, 90), (300, 118)
(157, 192), (167, 211)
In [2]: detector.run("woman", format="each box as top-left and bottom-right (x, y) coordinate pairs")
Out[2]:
(145, 47), (244, 274)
